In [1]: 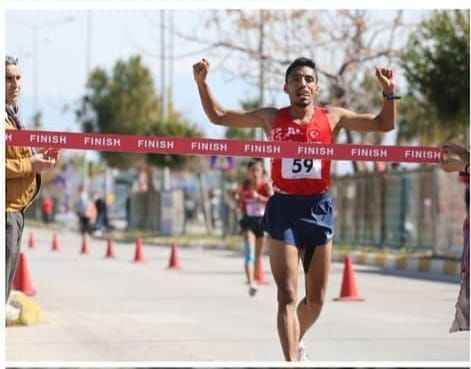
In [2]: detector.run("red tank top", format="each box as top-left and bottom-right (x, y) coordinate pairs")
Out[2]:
(270, 106), (332, 195)
(240, 182), (270, 217)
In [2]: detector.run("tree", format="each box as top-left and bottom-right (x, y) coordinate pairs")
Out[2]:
(146, 116), (202, 169)
(76, 55), (202, 176)
(32, 112), (43, 129)
(400, 10), (469, 144)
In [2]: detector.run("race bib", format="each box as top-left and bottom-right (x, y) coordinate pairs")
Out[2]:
(281, 158), (322, 179)
(246, 201), (265, 217)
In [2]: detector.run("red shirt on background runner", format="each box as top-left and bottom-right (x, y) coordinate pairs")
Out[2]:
(270, 106), (332, 195)
(239, 181), (270, 217)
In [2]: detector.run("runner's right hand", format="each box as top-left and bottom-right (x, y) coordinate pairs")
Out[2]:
(193, 58), (209, 84)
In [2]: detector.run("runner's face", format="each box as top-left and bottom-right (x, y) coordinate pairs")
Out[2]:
(6, 64), (21, 106)
(284, 66), (318, 108)
(248, 163), (263, 181)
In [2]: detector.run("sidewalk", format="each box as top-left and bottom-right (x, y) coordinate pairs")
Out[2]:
(24, 220), (462, 277)
(82, 223), (462, 278)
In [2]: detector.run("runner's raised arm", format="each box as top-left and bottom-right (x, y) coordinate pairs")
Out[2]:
(328, 67), (398, 133)
(193, 58), (277, 133)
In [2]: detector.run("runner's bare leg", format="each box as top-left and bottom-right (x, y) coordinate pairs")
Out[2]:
(269, 237), (301, 361)
(243, 231), (256, 286)
(254, 234), (265, 278)
(297, 241), (332, 340)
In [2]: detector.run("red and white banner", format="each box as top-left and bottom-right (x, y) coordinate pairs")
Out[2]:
(6, 129), (441, 163)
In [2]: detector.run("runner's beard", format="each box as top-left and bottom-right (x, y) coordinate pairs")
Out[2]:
(295, 99), (314, 108)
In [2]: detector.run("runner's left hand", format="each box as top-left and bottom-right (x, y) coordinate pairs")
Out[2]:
(440, 144), (468, 172)
(375, 67), (395, 95)
(441, 143), (469, 163)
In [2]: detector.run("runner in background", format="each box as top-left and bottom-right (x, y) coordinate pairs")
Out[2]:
(235, 159), (273, 296)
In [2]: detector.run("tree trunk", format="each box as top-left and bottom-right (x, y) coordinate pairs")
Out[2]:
(198, 173), (213, 234)
(145, 161), (155, 192)
(345, 129), (360, 173)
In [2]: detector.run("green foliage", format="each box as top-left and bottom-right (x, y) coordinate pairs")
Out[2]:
(400, 10), (469, 144)
(76, 55), (201, 170)
(145, 117), (202, 169)
(225, 127), (254, 140)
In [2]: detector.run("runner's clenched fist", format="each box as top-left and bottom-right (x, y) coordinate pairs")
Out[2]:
(193, 58), (209, 84)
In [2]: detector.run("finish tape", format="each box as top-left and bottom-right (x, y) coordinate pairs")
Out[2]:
(6, 129), (441, 163)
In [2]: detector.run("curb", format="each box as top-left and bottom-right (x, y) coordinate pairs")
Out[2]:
(332, 250), (461, 277)
(105, 232), (461, 277)
(28, 224), (460, 278)
(7, 291), (42, 326)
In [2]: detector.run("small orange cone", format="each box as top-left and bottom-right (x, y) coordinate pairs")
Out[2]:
(28, 232), (36, 249)
(105, 239), (115, 259)
(51, 233), (60, 251)
(80, 236), (89, 255)
(255, 257), (269, 285)
(133, 238), (145, 263)
(13, 252), (36, 296)
(334, 256), (364, 302)
(168, 242), (181, 269)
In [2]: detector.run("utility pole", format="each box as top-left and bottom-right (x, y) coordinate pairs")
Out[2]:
(160, 9), (166, 122)
(83, 10), (93, 192)
(27, 16), (75, 121)
(168, 10), (174, 114)
(258, 10), (265, 114)
(32, 24), (38, 119)
(86, 10), (92, 76)
(258, 10), (270, 176)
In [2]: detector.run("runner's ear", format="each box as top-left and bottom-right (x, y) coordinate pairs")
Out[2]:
(283, 83), (288, 94)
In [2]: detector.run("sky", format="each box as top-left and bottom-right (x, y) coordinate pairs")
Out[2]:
(5, 9), (431, 138)
(6, 9), (252, 137)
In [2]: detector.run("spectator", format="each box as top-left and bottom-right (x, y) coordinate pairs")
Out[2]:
(75, 185), (96, 239)
(41, 195), (54, 224)
(5, 55), (59, 308)
(441, 143), (469, 332)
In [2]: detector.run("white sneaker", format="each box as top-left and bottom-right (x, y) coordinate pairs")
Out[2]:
(298, 340), (309, 361)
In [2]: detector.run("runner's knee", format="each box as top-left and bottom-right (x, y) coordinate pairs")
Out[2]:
(277, 284), (297, 306)
(305, 288), (326, 307)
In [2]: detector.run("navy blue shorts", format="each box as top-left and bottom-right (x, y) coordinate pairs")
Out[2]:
(262, 192), (335, 248)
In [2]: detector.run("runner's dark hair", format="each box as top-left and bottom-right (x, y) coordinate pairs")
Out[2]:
(285, 57), (318, 83)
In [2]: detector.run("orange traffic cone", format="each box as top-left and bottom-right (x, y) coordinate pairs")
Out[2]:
(133, 238), (145, 263)
(255, 257), (269, 285)
(28, 232), (36, 249)
(80, 236), (89, 255)
(13, 253), (37, 296)
(168, 242), (181, 269)
(51, 233), (60, 251)
(334, 256), (364, 302)
(105, 239), (115, 259)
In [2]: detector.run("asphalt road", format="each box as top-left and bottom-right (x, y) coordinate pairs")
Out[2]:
(6, 225), (469, 363)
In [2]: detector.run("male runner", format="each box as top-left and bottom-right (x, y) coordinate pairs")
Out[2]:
(236, 159), (273, 296)
(193, 57), (397, 361)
